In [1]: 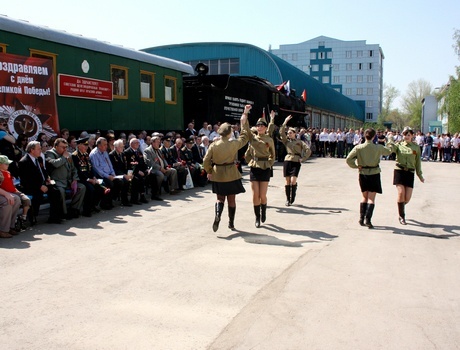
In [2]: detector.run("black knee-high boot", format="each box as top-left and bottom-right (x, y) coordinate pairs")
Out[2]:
(290, 184), (298, 204)
(285, 185), (291, 206)
(261, 204), (267, 223)
(213, 202), (224, 232)
(254, 205), (261, 228)
(228, 206), (236, 230)
(365, 203), (375, 229)
(359, 202), (367, 226)
(398, 202), (406, 225)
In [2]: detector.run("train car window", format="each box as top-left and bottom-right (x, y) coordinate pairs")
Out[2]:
(140, 71), (155, 102)
(111, 65), (128, 99)
(164, 76), (177, 104)
(0, 44), (7, 53)
(30, 49), (57, 84)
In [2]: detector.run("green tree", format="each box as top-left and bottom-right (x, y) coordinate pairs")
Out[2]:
(381, 83), (399, 120)
(446, 67), (460, 132)
(401, 79), (432, 128)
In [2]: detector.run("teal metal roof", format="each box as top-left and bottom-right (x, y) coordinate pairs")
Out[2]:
(143, 42), (364, 120)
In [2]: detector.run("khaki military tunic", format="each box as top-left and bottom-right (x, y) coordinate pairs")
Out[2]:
(387, 140), (423, 180)
(203, 120), (249, 182)
(279, 124), (311, 162)
(346, 140), (392, 175)
(245, 132), (275, 170)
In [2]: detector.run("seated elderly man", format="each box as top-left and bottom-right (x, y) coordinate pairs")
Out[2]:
(108, 139), (134, 206)
(90, 137), (127, 209)
(144, 135), (180, 196)
(124, 138), (159, 203)
(19, 141), (63, 224)
(0, 171), (21, 237)
(46, 138), (86, 220)
(72, 137), (109, 216)
(183, 136), (207, 187)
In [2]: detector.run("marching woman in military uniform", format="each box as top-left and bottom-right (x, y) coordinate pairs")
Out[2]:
(280, 115), (311, 206)
(203, 105), (250, 232)
(386, 127), (424, 225)
(346, 128), (392, 228)
(245, 110), (276, 228)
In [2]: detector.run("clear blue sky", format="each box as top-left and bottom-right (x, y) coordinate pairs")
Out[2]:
(2, 0), (459, 108)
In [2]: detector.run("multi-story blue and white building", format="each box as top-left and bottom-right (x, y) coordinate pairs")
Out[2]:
(271, 36), (384, 123)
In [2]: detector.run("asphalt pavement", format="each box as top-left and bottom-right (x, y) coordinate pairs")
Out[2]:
(1, 157), (459, 350)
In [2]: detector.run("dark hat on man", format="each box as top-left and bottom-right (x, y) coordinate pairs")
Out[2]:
(76, 137), (89, 145)
(161, 135), (171, 142)
(186, 136), (195, 144)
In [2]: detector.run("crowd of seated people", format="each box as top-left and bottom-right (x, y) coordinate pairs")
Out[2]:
(0, 121), (225, 238)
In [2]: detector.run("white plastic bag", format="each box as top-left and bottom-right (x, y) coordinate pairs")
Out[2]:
(184, 166), (194, 190)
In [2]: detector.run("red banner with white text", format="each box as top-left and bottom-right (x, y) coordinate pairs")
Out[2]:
(0, 52), (59, 140)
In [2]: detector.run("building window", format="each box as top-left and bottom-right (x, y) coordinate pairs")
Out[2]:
(366, 100), (373, 108)
(282, 54), (288, 60)
(334, 88), (341, 93)
(292, 53), (298, 61)
(366, 113), (373, 120)
(312, 64), (319, 72)
(333, 64), (339, 71)
(357, 75), (363, 83)
(367, 75), (373, 83)
(357, 50), (363, 57)
(140, 71), (155, 102)
(310, 52), (316, 59)
(164, 75), (177, 104)
(367, 88), (373, 95)
(111, 65), (128, 98)
(302, 65), (310, 72)
(357, 88), (363, 95)
(319, 52), (325, 59)
(322, 76), (330, 84)
(358, 63), (362, 70)
(333, 76), (340, 83)
(323, 64), (330, 71)
(346, 51), (352, 58)
(318, 41), (325, 46)
(368, 63), (373, 70)
(327, 51), (333, 59)
(345, 88), (352, 95)
(313, 76), (319, 81)
(369, 50), (373, 57)
(346, 75), (352, 83)
(346, 63), (352, 71)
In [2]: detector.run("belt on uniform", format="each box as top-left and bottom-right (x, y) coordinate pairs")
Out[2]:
(213, 162), (235, 166)
(254, 157), (269, 161)
(396, 163), (414, 171)
(361, 165), (379, 169)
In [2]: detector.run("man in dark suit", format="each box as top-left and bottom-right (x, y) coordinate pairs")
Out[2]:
(18, 141), (63, 224)
(72, 137), (108, 216)
(123, 138), (159, 203)
(166, 137), (187, 189)
(108, 139), (132, 207)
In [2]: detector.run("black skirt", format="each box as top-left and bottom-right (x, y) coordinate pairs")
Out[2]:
(212, 179), (246, 195)
(283, 161), (301, 177)
(249, 167), (271, 182)
(359, 173), (382, 194)
(393, 169), (415, 188)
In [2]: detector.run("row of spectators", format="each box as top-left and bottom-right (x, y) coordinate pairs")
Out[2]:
(0, 122), (216, 238)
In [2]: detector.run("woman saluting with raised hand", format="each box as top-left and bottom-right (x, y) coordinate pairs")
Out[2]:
(245, 109), (276, 228)
(279, 115), (311, 206)
(386, 127), (425, 225)
(203, 105), (250, 232)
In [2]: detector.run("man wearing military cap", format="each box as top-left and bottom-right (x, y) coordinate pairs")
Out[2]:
(72, 137), (107, 216)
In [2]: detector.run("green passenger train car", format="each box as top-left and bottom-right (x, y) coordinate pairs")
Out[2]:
(0, 15), (194, 134)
